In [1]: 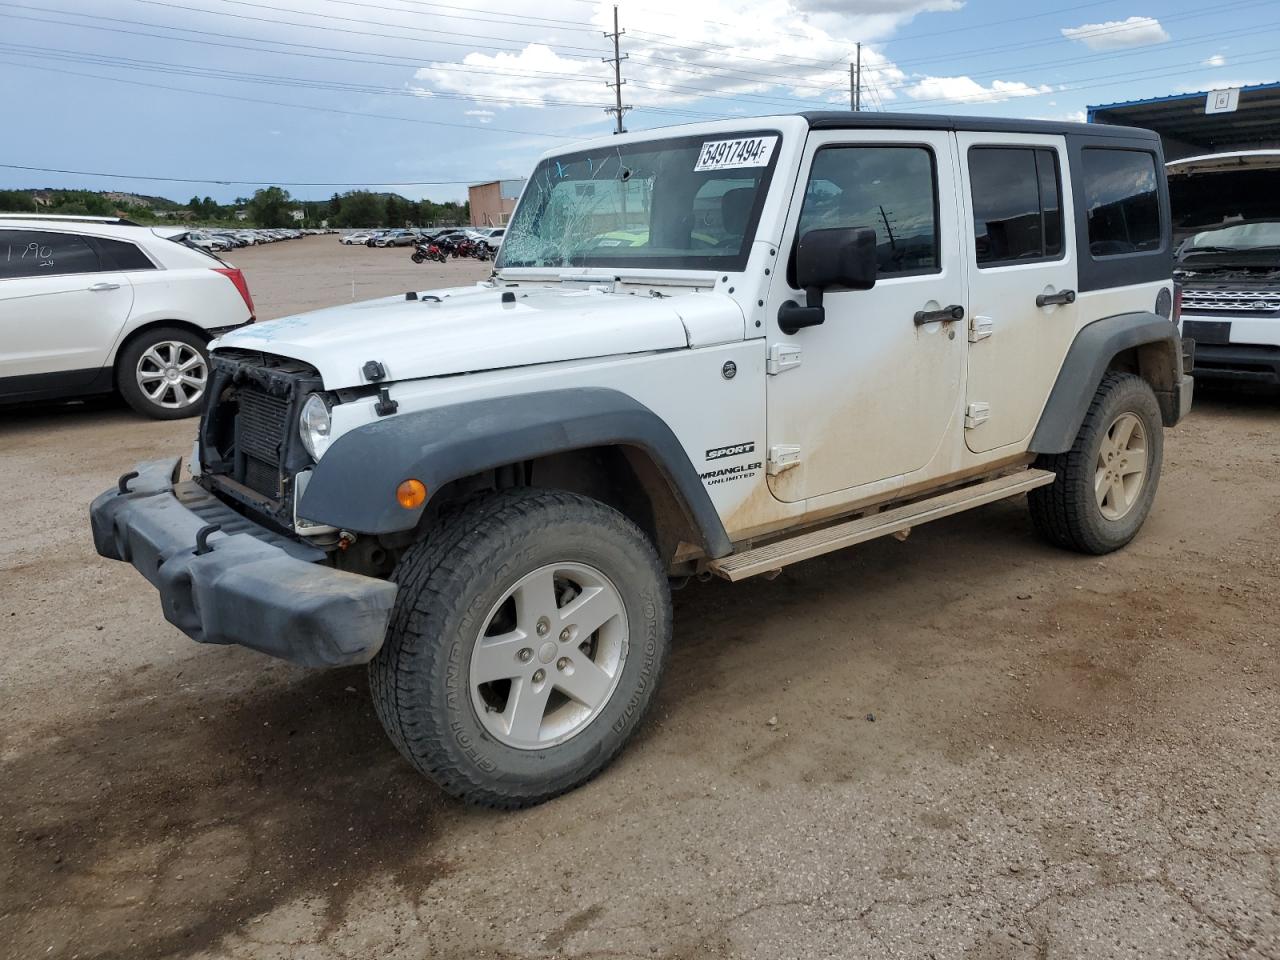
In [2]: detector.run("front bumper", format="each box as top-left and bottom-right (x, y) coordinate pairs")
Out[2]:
(90, 457), (397, 668)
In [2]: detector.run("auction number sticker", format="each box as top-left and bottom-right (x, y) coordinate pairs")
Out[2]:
(694, 136), (778, 171)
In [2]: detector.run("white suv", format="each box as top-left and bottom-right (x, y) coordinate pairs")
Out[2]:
(0, 216), (256, 418)
(93, 113), (1192, 807)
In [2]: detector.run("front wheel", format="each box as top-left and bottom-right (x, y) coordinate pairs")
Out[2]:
(1029, 372), (1164, 554)
(410, 252), (425, 263)
(370, 490), (672, 808)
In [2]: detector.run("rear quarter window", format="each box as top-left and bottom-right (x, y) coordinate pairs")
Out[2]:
(93, 236), (156, 271)
(1081, 149), (1161, 257)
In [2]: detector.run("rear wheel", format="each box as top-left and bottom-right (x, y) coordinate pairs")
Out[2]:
(370, 489), (671, 808)
(116, 326), (210, 420)
(411, 252), (425, 263)
(1029, 372), (1163, 554)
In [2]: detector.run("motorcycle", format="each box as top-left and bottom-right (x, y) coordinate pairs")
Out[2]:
(410, 240), (447, 264)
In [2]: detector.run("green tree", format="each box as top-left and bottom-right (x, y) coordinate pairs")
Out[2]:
(328, 192), (342, 220)
(385, 194), (404, 226)
(247, 186), (293, 227)
(0, 190), (36, 212)
(334, 191), (384, 228)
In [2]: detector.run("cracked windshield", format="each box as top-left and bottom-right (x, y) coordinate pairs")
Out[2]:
(497, 132), (781, 271)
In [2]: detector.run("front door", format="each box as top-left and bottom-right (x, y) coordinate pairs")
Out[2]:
(956, 133), (1079, 453)
(764, 130), (966, 503)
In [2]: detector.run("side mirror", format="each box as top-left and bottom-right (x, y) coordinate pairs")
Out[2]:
(779, 227), (878, 335)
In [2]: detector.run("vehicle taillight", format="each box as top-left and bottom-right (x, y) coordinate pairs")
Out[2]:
(1172, 282), (1183, 325)
(214, 267), (256, 320)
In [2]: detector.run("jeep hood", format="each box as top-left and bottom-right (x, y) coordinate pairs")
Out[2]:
(215, 284), (730, 388)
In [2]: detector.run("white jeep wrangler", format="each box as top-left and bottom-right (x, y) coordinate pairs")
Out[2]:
(92, 113), (1193, 807)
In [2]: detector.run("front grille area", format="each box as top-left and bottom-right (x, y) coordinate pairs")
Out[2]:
(198, 350), (322, 525)
(237, 388), (290, 498)
(1181, 289), (1280, 314)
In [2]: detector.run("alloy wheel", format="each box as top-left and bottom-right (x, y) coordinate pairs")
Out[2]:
(469, 562), (629, 750)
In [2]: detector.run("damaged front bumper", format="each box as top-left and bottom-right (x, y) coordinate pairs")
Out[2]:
(89, 458), (397, 668)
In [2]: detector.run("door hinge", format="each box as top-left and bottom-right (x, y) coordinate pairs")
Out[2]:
(968, 315), (994, 343)
(964, 402), (990, 429)
(767, 444), (802, 475)
(766, 343), (802, 375)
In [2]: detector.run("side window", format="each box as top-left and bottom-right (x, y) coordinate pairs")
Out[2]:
(1081, 148), (1161, 257)
(796, 145), (939, 278)
(969, 147), (1063, 266)
(0, 230), (100, 280)
(94, 237), (156, 271)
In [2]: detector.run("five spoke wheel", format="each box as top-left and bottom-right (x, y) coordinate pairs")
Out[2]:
(1094, 412), (1148, 521)
(470, 562), (628, 750)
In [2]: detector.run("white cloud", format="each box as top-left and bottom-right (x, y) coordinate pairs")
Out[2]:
(906, 76), (1052, 105)
(1203, 54), (1226, 67)
(465, 109), (495, 123)
(1061, 16), (1169, 51)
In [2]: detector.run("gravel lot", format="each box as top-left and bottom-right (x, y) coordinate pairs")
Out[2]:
(2, 236), (1278, 960)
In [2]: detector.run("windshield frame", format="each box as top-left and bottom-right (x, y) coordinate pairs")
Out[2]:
(495, 128), (784, 274)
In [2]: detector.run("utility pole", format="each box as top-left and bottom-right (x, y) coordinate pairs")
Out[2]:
(853, 42), (862, 112)
(603, 5), (630, 134)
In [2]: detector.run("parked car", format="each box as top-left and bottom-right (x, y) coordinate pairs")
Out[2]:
(0, 215), (256, 418)
(375, 230), (416, 248)
(91, 113), (1192, 807)
(1168, 150), (1280, 386)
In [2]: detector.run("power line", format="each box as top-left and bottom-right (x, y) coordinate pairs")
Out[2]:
(0, 41), (731, 120)
(0, 59), (578, 137)
(0, 161), (506, 187)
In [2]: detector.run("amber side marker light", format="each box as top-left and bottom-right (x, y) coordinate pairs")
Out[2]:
(397, 479), (427, 509)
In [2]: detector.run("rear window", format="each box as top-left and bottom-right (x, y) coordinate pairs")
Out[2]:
(0, 229), (101, 279)
(1081, 149), (1161, 257)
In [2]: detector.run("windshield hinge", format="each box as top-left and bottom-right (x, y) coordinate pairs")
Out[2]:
(558, 274), (618, 293)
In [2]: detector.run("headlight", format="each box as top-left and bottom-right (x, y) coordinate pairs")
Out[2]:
(299, 393), (333, 461)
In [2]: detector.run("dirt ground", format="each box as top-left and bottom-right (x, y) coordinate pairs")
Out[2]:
(2, 236), (1278, 960)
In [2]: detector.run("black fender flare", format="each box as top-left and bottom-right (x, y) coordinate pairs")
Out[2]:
(1029, 311), (1184, 455)
(298, 387), (733, 558)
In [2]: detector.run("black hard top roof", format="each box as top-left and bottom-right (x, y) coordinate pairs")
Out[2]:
(801, 111), (1158, 141)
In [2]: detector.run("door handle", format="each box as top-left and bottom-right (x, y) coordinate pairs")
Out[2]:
(1036, 289), (1076, 307)
(914, 304), (964, 326)
(88, 282), (121, 292)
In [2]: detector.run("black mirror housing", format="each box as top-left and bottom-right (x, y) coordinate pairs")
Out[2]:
(778, 227), (879, 336)
(796, 226), (878, 293)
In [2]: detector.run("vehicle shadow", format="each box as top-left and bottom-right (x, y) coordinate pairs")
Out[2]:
(1, 663), (468, 960)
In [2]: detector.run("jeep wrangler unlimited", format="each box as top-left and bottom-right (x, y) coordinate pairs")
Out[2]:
(91, 113), (1193, 808)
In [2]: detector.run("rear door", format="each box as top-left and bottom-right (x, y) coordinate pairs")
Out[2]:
(0, 228), (134, 389)
(957, 134), (1079, 453)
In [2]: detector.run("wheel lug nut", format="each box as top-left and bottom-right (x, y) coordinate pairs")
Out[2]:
(518, 648), (533, 662)
(532, 668), (545, 683)
(557, 657), (569, 670)
(559, 627), (571, 642)
(536, 617), (550, 637)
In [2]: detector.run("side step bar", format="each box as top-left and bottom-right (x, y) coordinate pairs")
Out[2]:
(709, 469), (1056, 582)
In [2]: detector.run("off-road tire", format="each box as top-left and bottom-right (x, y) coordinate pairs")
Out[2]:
(116, 326), (210, 420)
(1029, 372), (1163, 554)
(410, 252), (425, 264)
(369, 489), (672, 808)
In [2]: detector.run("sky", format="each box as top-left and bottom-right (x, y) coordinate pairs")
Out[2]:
(0, 0), (1275, 204)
